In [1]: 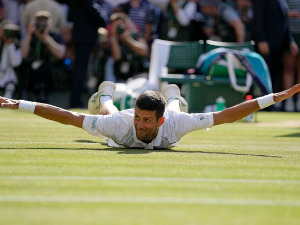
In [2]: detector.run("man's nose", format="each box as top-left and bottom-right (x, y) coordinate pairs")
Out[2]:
(136, 121), (144, 129)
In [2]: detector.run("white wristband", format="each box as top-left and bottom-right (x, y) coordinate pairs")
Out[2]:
(18, 100), (36, 113)
(257, 94), (275, 109)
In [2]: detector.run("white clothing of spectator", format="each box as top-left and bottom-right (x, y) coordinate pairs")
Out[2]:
(0, 23), (22, 98)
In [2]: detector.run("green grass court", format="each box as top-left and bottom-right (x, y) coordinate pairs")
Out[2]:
(0, 109), (300, 225)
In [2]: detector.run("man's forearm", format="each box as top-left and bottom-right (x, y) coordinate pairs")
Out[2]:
(213, 99), (260, 126)
(21, 34), (32, 58)
(232, 19), (245, 43)
(110, 37), (122, 61)
(0, 97), (85, 128)
(121, 36), (149, 57)
(212, 83), (300, 126)
(34, 103), (84, 128)
(43, 36), (66, 59)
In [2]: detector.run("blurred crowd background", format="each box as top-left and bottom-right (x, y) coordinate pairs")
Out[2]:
(0, 0), (299, 111)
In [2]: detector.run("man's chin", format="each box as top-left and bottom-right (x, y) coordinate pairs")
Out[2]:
(137, 134), (147, 142)
(137, 132), (150, 142)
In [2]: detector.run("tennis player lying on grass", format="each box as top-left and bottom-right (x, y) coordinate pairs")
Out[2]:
(1, 82), (300, 149)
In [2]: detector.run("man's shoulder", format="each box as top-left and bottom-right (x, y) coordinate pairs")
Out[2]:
(163, 110), (187, 123)
(164, 110), (213, 122)
(219, 3), (239, 19)
(112, 109), (135, 120)
(119, 108), (135, 115)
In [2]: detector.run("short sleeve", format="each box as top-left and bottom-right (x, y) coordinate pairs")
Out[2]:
(82, 115), (104, 137)
(164, 111), (214, 139)
(176, 112), (214, 133)
(222, 6), (239, 24)
(82, 110), (134, 141)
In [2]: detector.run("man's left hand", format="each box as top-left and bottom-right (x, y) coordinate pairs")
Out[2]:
(273, 83), (300, 103)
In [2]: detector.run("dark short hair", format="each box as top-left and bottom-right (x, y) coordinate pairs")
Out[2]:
(135, 90), (166, 120)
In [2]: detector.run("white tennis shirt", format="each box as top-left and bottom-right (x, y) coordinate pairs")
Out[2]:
(83, 109), (214, 149)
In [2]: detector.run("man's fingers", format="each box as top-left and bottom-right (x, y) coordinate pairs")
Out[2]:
(274, 83), (300, 102)
(0, 102), (19, 110)
(0, 96), (20, 110)
(0, 97), (5, 103)
(0, 96), (11, 103)
(0, 103), (7, 108)
(0, 97), (18, 105)
(289, 83), (300, 95)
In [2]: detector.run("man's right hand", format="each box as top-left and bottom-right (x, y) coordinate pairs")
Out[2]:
(0, 97), (19, 110)
(27, 22), (36, 36)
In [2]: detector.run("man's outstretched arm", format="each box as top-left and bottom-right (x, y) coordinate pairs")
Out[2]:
(0, 97), (85, 128)
(213, 83), (300, 126)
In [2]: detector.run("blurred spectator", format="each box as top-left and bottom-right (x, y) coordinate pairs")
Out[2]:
(105, 12), (149, 82)
(4, 0), (26, 25)
(148, 0), (197, 42)
(117, 0), (156, 43)
(0, 21), (22, 98)
(189, 0), (210, 41)
(87, 27), (110, 93)
(20, 10), (66, 102)
(252, 0), (297, 111)
(0, 0), (4, 21)
(283, 0), (300, 111)
(5, 0), (29, 42)
(233, 0), (253, 41)
(60, 24), (73, 62)
(106, 0), (129, 8)
(21, 0), (66, 37)
(98, 0), (114, 24)
(60, 0), (106, 108)
(200, 0), (245, 42)
(77, 1), (117, 91)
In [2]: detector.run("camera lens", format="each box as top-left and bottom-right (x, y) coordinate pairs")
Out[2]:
(117, 24), (126, 35)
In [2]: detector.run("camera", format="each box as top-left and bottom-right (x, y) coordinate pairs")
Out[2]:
(117, 24), (126, 35)
(35, 10), (51, 34)
(3, 29), (18, 39)
(1, 23), (20, 40)
(36, 18), (48, 34)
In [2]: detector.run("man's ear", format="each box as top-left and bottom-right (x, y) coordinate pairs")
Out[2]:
(157, 116), (165, 127)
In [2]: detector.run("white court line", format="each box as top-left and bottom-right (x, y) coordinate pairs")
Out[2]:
(0, 142), (80, 144)
(1, 176), (300, 184)
(0, 196), (300, 207)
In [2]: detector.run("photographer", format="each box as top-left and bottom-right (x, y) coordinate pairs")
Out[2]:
(0, 21), (22, 99)
(107, 12), (149, 82)
(148, 0), (197, 42)
(20, 10), (66, 103)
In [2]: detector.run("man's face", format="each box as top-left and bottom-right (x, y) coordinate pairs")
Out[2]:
(202, 6), (218, 16)
(134, 107), (164, 142)
(130, 0), (141, 5)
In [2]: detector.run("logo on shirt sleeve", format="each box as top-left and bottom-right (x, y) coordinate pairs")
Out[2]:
(199, 117), (204, 121)
(92, 118), (97, 130)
